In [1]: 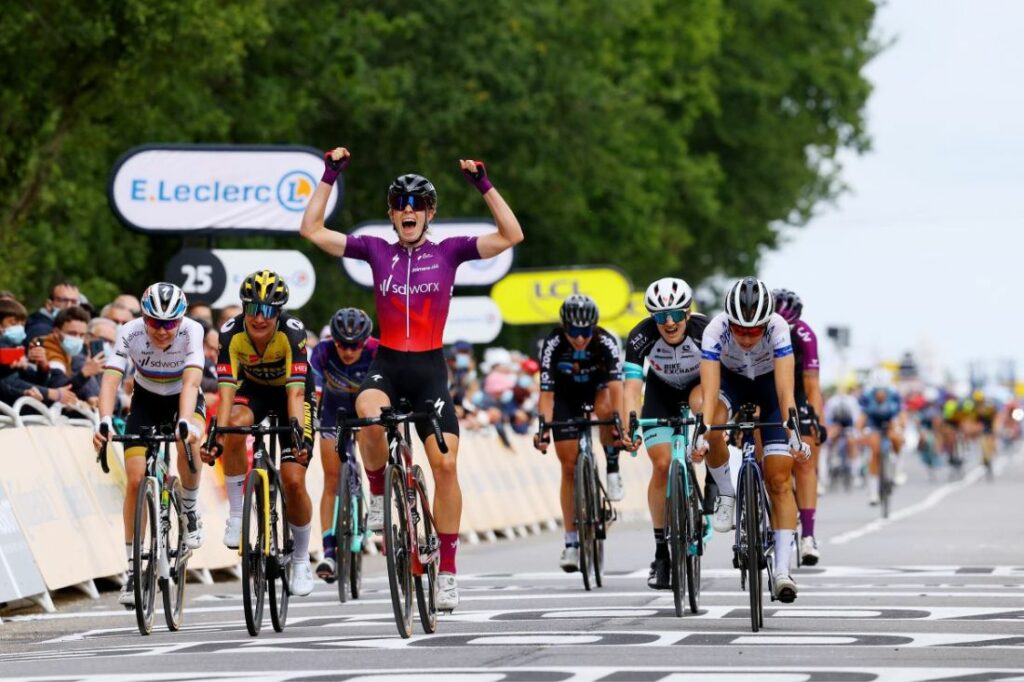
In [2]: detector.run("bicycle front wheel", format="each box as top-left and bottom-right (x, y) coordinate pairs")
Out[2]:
(591, 469), (605, 589)
(743, 466), (763, 633)
(413, 465), (438, 633)
(384, 464), (413, 638)
(268, 476), (290, 633)
(335, 461), (354, 603)
(241, 470), (266, 637)
(162, 477), (188, 631)
(667, 460), (686, 617)
(574, 456), (594, 591)
(684, 464), (702, 614)
(880, 443), (891, 519)
(133, 477), (158, 636)
(351, 489), (365, 599)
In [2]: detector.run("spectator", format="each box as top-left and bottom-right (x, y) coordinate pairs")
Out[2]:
(112, 294), (141, 318)
(0, 290), (18, 302)
(217, 305), (242, 327)
(25, 280), (80, 340)
(1, 298), (77, 407)
(100, 302), (133, 326)
(200, 327), (219, 395)
(31, 305), (104, 405)
(187, 301), (214, 330)
(87, 317), (117, 354)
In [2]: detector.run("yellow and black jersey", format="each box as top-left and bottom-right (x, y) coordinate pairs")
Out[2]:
(216, 312), (308, 390)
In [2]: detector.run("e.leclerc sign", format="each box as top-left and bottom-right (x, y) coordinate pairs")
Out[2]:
(108, 144), (341, 234)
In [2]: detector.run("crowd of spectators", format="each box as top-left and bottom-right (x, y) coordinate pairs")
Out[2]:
(2, 280), (543, 445)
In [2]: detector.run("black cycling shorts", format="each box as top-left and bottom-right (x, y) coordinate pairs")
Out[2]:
(234, 375), (315, 467)
(550, 382), (615, 443)
(357, 347), (458, 443)
(125, 385), (206, 457)
(642, 373), (698, 421)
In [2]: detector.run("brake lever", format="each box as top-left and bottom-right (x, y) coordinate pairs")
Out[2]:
(97, 421), (110, 474)
(179, 420), (197, 474)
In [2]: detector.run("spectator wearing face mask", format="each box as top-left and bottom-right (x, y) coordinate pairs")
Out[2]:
(25, 280), (81, 340)
(32, 305), (104, 405)
(2, 299), (81, 407)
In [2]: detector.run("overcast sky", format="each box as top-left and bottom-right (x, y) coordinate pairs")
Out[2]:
(759, 0), (1024, 386)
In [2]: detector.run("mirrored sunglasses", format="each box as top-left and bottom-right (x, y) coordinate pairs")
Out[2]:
(652, 310), (687, 325)
(144, 316), (181, 331)
(567, 325), (594, 339)
(729, 323), (766, 338)
(388, 193), (431, 211)
(244, 302), (282, 319)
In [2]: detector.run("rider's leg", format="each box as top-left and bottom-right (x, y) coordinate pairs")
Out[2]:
(281, 460), (313, 555)
(319, 435), (340, 560)
(355, 388), (391, 497)
(122, 449), (147, 558)
(645, 441), (672, 551)
(594, 387), (623, 499)
(795, 433), (819, 538)
(555, 438), (580, 535)
(765, 450), (798, 574)
(866, 429), (881, 503)
(703, 397), (735, 497)
(424, 431), (462, 573)
(222, 403), (255, 537)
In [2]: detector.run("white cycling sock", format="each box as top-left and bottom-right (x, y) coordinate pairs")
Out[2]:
(225, 475), (245, 518)
(708, 462), (736, 497)
(774, 530), (795, 575)
(290, 522), (312, 563)
(180, 485), (200, 513)
(869, 475), (880, 497)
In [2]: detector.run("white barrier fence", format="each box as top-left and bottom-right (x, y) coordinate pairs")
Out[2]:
(0, 418), (660, 617)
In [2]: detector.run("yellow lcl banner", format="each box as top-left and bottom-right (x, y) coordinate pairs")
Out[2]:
(602, 292), (648, 337)
(491, 267), (632, 324)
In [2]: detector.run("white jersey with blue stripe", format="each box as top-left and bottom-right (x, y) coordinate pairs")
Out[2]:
(700, 312), (793, 379)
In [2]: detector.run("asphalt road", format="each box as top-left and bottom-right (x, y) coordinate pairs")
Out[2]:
(1, 445), (1022, 681)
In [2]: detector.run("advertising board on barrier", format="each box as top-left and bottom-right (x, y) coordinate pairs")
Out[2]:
(109, 145), (341, 234)
(490, 266), (632, 324)
(165, 249), (315, 309)
(341, 221), (514, 287)
(0, 482), (46, 603)
(443, 296), (503, 344)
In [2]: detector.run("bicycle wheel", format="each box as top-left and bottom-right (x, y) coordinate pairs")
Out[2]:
(351, 490), (365, 600)
(591, 470), (605, 589)
(413, 465), (438, 633)
(684, 465), (702, 614)
(574, 456), (593, 591)
(133, 477), (158, 636)
(268, 476), (290, 633)
(743, 466), (762, 633)
(241, 470), (266, 636)
(667, 460), (686, 617)
(335, 461), (354, 603)
(384, 464), (413, 638)
(162, 477), (188, 631)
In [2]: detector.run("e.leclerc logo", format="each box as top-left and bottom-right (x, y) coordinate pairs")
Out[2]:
(276, 170), (316, 212)
(128, 170), (316, 212)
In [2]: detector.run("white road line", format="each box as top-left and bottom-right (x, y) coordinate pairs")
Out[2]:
(829, 465), (987, 545)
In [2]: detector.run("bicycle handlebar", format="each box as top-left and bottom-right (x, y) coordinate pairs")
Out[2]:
(97, 423), (184, 474)
(337, 400), (449, 455)
(693, 407), (800, 437)
(203, 416), (303, 466)
(536, 411), (623, 447)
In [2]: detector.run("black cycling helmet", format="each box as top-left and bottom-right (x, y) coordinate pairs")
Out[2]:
(387, 173), (437, 208)
(330, 307), (373, 344)
(559, 294), (599, 328)
(724, 276), (773, 327)
(239, 270), (290, 307)
(772, 288), (803, 324)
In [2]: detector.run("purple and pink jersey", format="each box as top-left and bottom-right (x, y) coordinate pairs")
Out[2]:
(342, 234), (480, 352)
(790, 320), (819, 372)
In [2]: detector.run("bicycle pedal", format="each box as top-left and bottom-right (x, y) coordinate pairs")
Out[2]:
(595, 524), (606, 541)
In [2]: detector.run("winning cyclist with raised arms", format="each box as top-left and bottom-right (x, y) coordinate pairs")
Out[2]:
(300, 147), (524, 611)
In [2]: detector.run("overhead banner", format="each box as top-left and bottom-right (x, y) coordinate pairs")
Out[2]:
(491, 266), (632, 325)
(443, 296), (503, 345)
(602, 292), (649, 337)
(341, 221), (513, 288)
(165, 249), (315, 309)
(109, 144), (341, 234)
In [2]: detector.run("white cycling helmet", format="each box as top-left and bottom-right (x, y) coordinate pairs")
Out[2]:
(140, 282), (187, 321)
(724, 276), (773, 328)
(644, 277), (693, 313)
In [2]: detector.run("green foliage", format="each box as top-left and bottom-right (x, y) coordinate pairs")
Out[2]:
(0, 0), (878, 345)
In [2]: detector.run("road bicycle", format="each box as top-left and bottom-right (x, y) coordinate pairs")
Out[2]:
(315, 410), (368, 603)
(98, 421), (195, 636)
(629, 405), (707, 616)
(339, 400), (446, 639)
(696, 404), (799, 632)
(537, 408), (621, 592)
(206, 414), (301, 636)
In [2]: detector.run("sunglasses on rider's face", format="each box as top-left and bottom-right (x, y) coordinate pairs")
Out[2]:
(652, 310), (687, 325)
(567, 325), (594, 339)
(388, 193), (431, 211)
(335, 340), (365, 351)
(244, 302), (282, 319)
(729, 323), (766, 338)
(144, 316), (181, 331)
